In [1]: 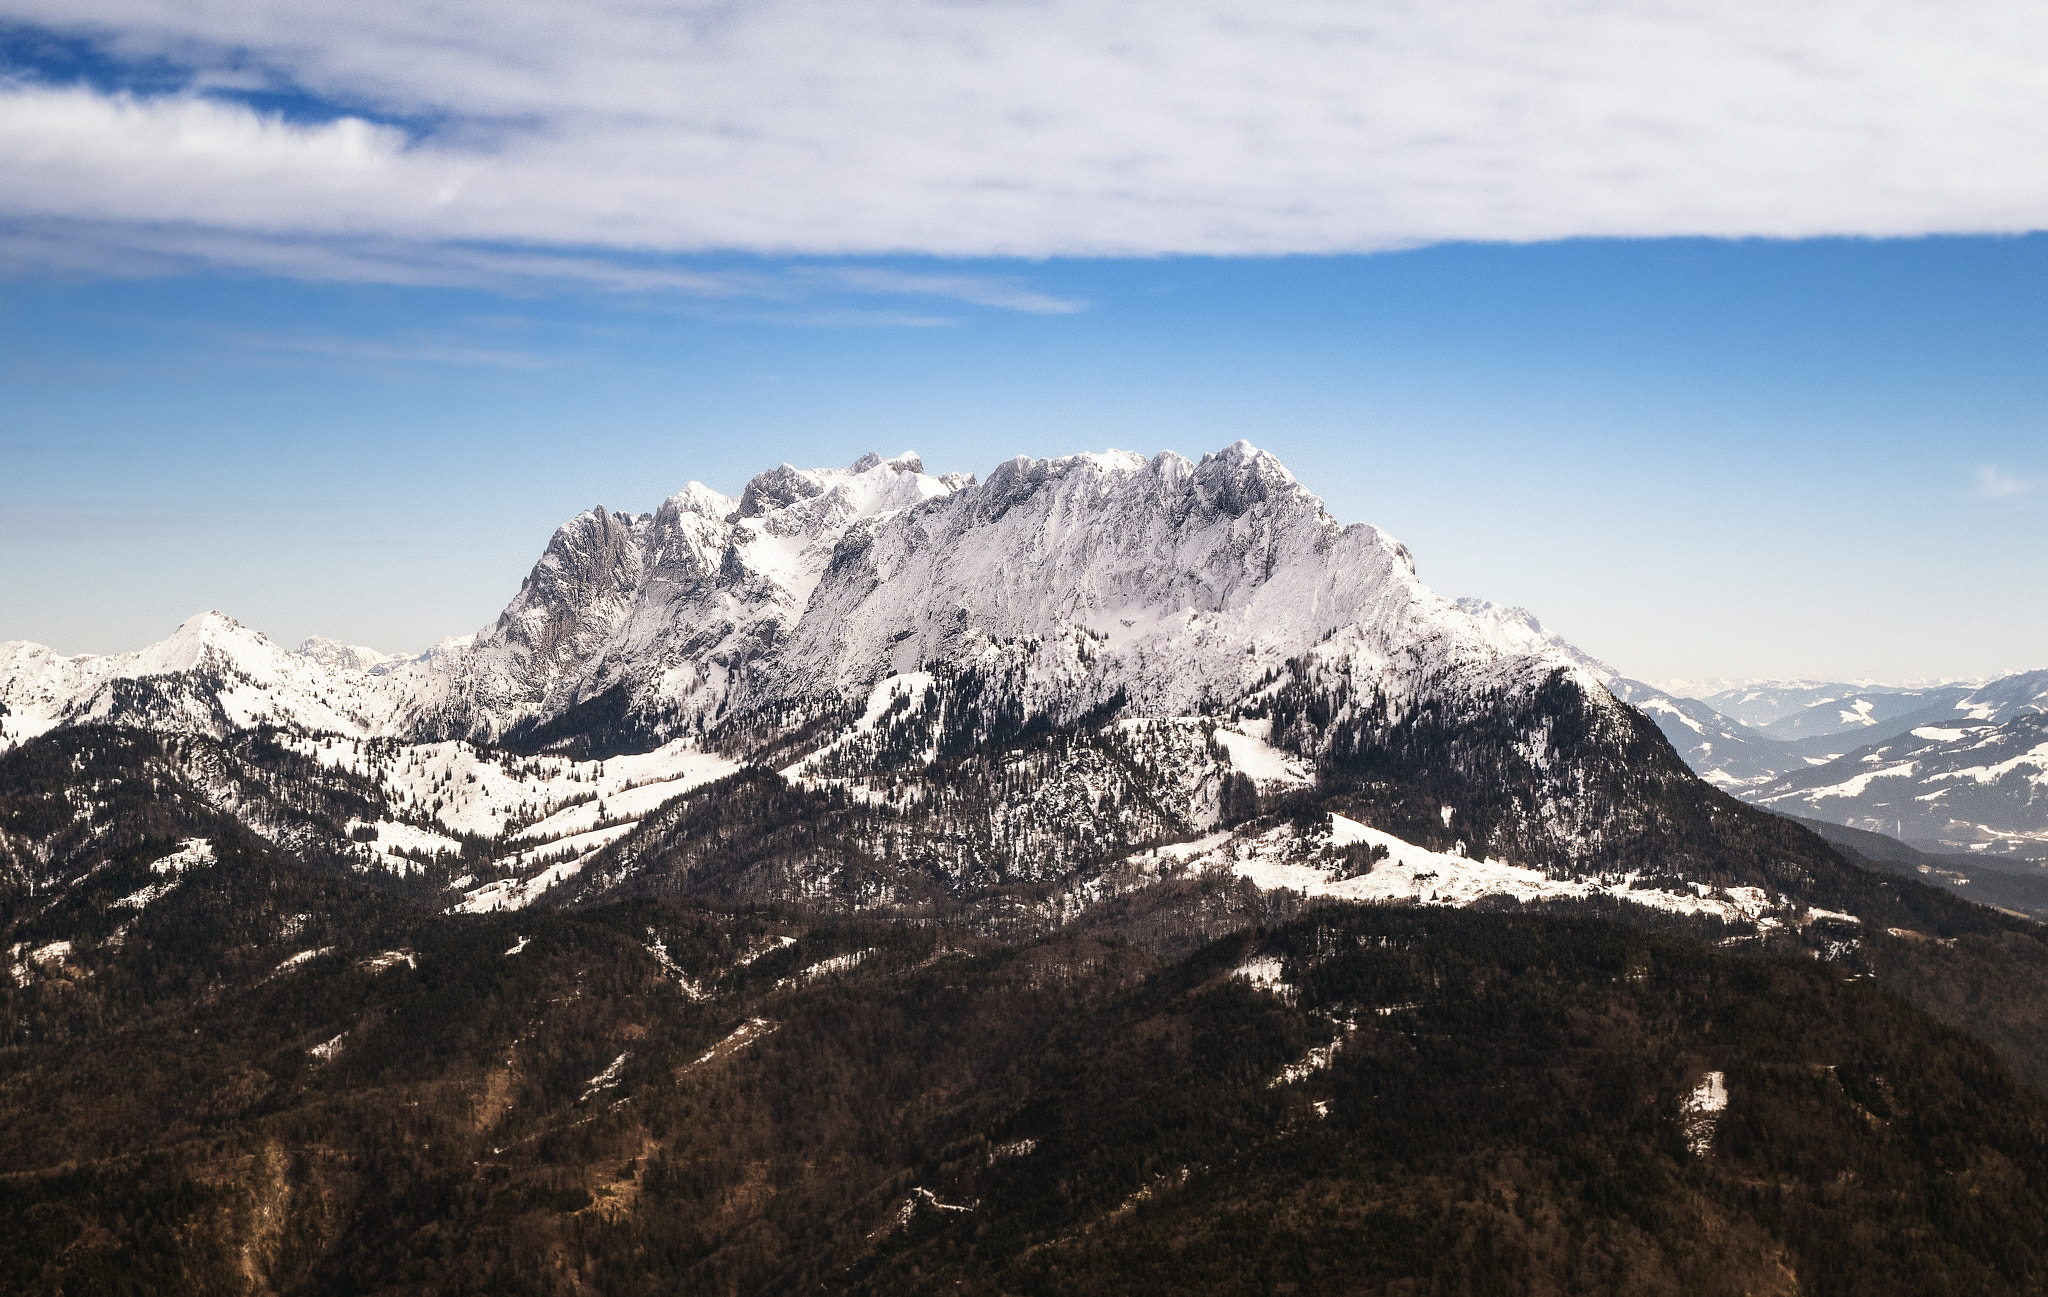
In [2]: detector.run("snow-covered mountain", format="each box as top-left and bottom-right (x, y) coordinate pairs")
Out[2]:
(1691, 680), (1982, 740)
(1747, 711), (2048, 856)
(0, 447), (1618, 761)
(294, 637), (409, 675)
(0, 442), (1975, 936)
(0, 611), (394, 746)
(368, 444), (1602, 755)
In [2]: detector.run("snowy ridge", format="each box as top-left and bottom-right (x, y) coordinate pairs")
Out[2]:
(1747, 712), (2048, 854)
(1607, 670), (2048, 847)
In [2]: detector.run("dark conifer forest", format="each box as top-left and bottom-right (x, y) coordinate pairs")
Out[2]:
(7, 720), (2048, 1294)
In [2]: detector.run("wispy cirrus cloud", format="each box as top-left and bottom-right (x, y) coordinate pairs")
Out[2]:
(0, 217), (1082, 317)
(2, 1), (2048, 289)
(227, 329), (565, 370)
(1975, 465), (2035, 499)
(798, 268), (1084, 315)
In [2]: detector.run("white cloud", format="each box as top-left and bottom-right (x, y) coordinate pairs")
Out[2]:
(1975, 465), (2035, 499)
(2, 1), (2047, 277)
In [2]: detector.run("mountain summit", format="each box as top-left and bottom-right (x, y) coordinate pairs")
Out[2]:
(380, 441), (1596, 753)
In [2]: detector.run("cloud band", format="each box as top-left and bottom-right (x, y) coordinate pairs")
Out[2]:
(3, 1), (2047, 280)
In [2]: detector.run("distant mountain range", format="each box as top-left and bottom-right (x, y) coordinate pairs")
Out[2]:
(1695, 680), (1984, 739)
(1607, 672), (2048, 859)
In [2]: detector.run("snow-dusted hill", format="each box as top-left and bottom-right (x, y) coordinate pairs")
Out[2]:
(1607, 672), (2048, 797)
(1589, 670), (2048, 856)
(1696, 679), (1983, 738)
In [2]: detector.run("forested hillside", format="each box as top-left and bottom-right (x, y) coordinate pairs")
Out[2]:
(7, 757), (2048, 1294)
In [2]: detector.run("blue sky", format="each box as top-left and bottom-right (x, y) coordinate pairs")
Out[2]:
(2, 2), (2045, 683)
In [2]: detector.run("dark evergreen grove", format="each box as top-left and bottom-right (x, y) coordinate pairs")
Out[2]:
(7, 723), (2048, 1294)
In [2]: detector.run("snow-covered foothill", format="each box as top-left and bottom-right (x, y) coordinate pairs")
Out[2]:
(1748, 710), (2048, 851)
(1212, 814), (1849, 931)
(512, 747), (736, 842)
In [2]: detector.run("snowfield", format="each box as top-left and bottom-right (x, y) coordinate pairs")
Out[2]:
(1197, 815), (1856, 931)
(512, 748), (736, 842)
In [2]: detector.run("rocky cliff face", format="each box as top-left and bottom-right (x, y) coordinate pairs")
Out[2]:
(384, 451), (963, 743)
(377, 442), (1602, 757)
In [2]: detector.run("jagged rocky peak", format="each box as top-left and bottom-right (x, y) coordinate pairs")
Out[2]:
(295, 636), (401, 674)
(378, 450), (967, 741)
(732, 451), (930, 520)
(657, 481), (740, 525)
(736, 463), (826, 518)
(769, 442), (1605, 733)
(532, 506), (648, 597)
(1192, 438), (1299, 515)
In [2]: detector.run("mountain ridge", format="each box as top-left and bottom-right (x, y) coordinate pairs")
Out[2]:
(1, 442), (1605, 765)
